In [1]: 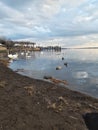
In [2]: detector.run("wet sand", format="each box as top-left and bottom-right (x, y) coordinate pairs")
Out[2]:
(0, 61), (98, 130)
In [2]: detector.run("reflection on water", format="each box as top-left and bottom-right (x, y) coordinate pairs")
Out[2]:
(9, 49), (98, 98)
(73, 71), (88, 79)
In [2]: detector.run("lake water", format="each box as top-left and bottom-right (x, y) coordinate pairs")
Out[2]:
(9, 49), (98, 98)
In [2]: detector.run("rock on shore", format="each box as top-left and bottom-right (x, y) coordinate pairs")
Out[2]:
(0, 61), (98, 130)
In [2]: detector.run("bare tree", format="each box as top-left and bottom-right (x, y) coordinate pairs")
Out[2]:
(6, 40), (14, 50)
(0, 36), (6, 45)
(32, 42), (36, 48)
(0, 37), (14, 53)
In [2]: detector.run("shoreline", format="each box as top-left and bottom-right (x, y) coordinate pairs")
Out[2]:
(0, 61), (98, 130)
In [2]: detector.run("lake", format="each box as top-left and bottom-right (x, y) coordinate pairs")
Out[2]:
(9, 49), (98, 98)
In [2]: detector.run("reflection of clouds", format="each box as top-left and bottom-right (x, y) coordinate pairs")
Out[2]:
(39, 51), (62, 60)
(77, 79), (87, 85)
(30, 49), (98, 62)
(90, 78), (98, 85)
(73, 71), (88, 79)
(65, 49), (98, 62)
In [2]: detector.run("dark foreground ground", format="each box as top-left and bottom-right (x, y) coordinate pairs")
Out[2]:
(0, 61), (98, 130)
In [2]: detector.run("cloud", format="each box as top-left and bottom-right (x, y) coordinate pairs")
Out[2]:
(2, 0), (33, 9)
(0, 0), (98, 47)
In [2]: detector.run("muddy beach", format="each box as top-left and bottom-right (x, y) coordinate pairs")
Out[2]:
(0, 61), (98, 130)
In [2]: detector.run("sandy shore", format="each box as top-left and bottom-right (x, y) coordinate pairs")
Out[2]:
(0, 61), (98, 130)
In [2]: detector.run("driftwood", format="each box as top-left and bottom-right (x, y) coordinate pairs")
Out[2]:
(44, 76), (53, 79)
(44, 76), (68, 85)
(15, 68), (24, 72)
(50, 78), (68, 85)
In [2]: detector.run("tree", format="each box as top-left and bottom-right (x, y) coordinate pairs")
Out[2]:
(0, 37), (6, 45)
(0, 37), (15, 53)
(32, 42), (36, 48)
(0, 37), (14, 49)
(6, 40), (14, 50)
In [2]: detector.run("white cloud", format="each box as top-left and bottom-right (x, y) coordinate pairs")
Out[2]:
(34, 26), (51, 33)
(65, 0), (87, 7)
(0, 0), (98, 47)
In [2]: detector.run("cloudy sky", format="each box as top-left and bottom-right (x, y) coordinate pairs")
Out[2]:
(0, 0), (98, 47)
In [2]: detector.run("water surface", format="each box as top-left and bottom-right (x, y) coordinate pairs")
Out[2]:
(9, 49), (98, 98)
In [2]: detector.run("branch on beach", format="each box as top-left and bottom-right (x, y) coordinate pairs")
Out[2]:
(44, 76), (68, 85)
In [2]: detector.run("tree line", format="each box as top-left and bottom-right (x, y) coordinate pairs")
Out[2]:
(0, 37), (14, 50)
